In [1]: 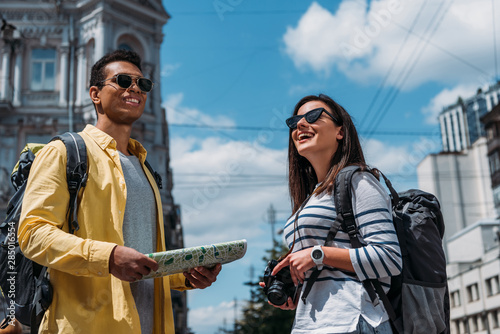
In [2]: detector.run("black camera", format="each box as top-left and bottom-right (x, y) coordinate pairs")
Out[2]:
(263, 259), (300, 306)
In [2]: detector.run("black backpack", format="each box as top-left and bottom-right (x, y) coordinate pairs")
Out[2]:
(0, 132), (88, 334)
(0, 132), (163, 333)
(333, 166), (450, 334)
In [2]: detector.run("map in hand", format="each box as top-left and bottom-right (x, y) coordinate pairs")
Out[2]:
(141, 239), (247, 280)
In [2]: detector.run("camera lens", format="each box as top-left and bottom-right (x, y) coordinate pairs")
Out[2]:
(267, 281), (288, 306)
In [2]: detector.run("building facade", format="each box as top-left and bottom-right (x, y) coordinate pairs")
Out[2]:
(447, 221), (500, 334)
(420, 82), (500, 333)
(439, 82), (500, 152)
(0, 0), (188, 332)
(481, 102), (500, 217)
(417, 137), (496, 250)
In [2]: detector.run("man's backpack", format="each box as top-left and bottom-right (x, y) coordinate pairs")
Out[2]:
(0, 132), (88, 334)
(333, 166), (449, 334)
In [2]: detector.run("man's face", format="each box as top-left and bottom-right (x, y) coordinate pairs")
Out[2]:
(94, 61), (148, 125)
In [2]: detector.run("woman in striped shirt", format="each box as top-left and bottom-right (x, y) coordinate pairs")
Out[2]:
(268, 94), (402, 333)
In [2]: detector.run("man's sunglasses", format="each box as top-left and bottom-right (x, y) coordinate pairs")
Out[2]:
(286, 107), (341, 129)
(100, 74), (154, 93)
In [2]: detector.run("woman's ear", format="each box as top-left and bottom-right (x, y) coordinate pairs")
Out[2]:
(336, 126), (344, 140)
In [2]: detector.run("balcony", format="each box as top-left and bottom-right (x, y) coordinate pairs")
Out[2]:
(22, 91), (59, 107)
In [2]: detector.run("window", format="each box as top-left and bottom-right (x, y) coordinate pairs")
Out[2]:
(118, 43), (133, 51)
(492, 309), (499, 329)
(86, 40), (95, 89)
(467, 283), (480, 302)
(486, 276), (500, 296)
(451, 290), (461, 307)
(31, 48), (56, 91)
(489, 151), (500, 175)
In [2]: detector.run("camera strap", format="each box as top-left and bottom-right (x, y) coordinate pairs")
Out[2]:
(300, 218), (343, 303)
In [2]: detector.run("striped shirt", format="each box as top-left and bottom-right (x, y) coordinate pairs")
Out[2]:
(283, 172), (402, 333)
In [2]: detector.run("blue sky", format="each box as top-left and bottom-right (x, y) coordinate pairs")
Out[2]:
(159, 1), (499, 333)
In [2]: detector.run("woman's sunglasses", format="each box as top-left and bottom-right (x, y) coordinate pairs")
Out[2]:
(286, 107), (341, 129)
(100, 74), (154, 93)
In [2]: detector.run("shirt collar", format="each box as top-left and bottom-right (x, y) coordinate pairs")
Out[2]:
(83, 124), (148, 162)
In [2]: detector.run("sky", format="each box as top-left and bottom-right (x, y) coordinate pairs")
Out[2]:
(159, 1), (500, 333)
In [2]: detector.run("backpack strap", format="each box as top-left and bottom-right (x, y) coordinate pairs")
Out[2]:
(144, 160), (162, 189)
(50, 132), (87, 234)
(335, 166), (402, 333)
(333, 166), (380, 305)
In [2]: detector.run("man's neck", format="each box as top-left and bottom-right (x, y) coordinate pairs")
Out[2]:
(95, 120), (132, 155)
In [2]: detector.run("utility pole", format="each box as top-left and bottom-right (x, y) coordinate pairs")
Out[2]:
(233, 297), (237, 334)
(267, 204), (277, 246)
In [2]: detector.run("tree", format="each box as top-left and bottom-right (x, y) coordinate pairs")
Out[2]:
(216, 241), (295, 334)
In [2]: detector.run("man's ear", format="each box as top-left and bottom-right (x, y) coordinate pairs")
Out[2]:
(89, 86), (101, 105)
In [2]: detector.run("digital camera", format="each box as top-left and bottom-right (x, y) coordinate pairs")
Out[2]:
(262, 259), (300, 306)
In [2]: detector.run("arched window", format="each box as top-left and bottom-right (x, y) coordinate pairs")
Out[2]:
(118, 43), (133, 51)
(116, 35), (144, 60)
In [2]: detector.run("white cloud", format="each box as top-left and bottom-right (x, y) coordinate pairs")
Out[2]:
(170, 135), (289, 247)
(283, 0), (497, 89)
(163, 93), (236, 127)
(160, 63), (181, 77)
(421, 84), (478, 124)
(188, 300), (242, 334)
(363, 138), (412, 175)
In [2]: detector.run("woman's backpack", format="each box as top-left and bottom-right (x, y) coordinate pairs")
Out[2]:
(0, 133), (87, 334)
(333, 166), (450, 334)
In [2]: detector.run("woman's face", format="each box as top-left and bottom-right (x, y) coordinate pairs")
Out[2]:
(292, 100), (344, 164)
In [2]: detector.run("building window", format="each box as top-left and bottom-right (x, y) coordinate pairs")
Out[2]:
(86, 40), (95, 90)
(492, 310), (499, 329)
(467, 283), (480, 302)
(487, 126), (495, 141)
(489, 151), (500, 175)
(118, 43), (133, 51)
(451, 290), (461, 307)
(486, 276), (500, 296)
(31, 48), (56, 91)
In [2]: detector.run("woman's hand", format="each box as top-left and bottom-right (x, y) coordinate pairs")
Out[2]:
(271, 248), (316, 286)
(258, 282), (297, 310)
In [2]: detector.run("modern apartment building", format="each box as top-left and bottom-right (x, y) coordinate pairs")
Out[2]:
(418, 81), (500, 333)
(439, 82), (500, 153)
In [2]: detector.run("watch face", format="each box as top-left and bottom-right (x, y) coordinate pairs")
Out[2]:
(312, 250), (322, 260)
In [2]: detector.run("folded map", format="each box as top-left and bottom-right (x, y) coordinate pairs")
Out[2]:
(141, 239), (247, 280)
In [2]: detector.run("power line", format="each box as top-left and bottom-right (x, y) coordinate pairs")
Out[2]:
(168, 123), (437, 137)
(171, 9), (306, 16)
(359, 0), (429, 130)
(364, 0), (454, 139)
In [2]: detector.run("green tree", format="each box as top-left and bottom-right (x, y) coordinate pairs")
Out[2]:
(216, 241), (295, 334)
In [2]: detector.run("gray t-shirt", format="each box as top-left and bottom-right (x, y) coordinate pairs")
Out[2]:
(119, 151), (156, 334)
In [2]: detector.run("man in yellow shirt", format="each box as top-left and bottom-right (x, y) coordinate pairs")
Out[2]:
(18, 49), (221, 333)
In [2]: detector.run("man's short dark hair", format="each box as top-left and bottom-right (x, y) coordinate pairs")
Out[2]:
(90, 49), (143, 89)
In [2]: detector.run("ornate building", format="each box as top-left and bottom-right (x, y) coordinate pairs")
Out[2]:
(0, 0), (187, 332)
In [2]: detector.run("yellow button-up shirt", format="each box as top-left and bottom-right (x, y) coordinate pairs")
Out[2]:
(18, 125), (188, 334)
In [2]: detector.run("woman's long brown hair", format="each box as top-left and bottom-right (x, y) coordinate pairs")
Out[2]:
(288, 94), (377, 214)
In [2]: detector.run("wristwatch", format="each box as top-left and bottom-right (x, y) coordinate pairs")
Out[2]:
(311, 245), (324, 270)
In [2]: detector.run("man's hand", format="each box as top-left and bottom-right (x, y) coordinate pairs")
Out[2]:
(109, 245), (159, 282)
(183, 263), (222, 289)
